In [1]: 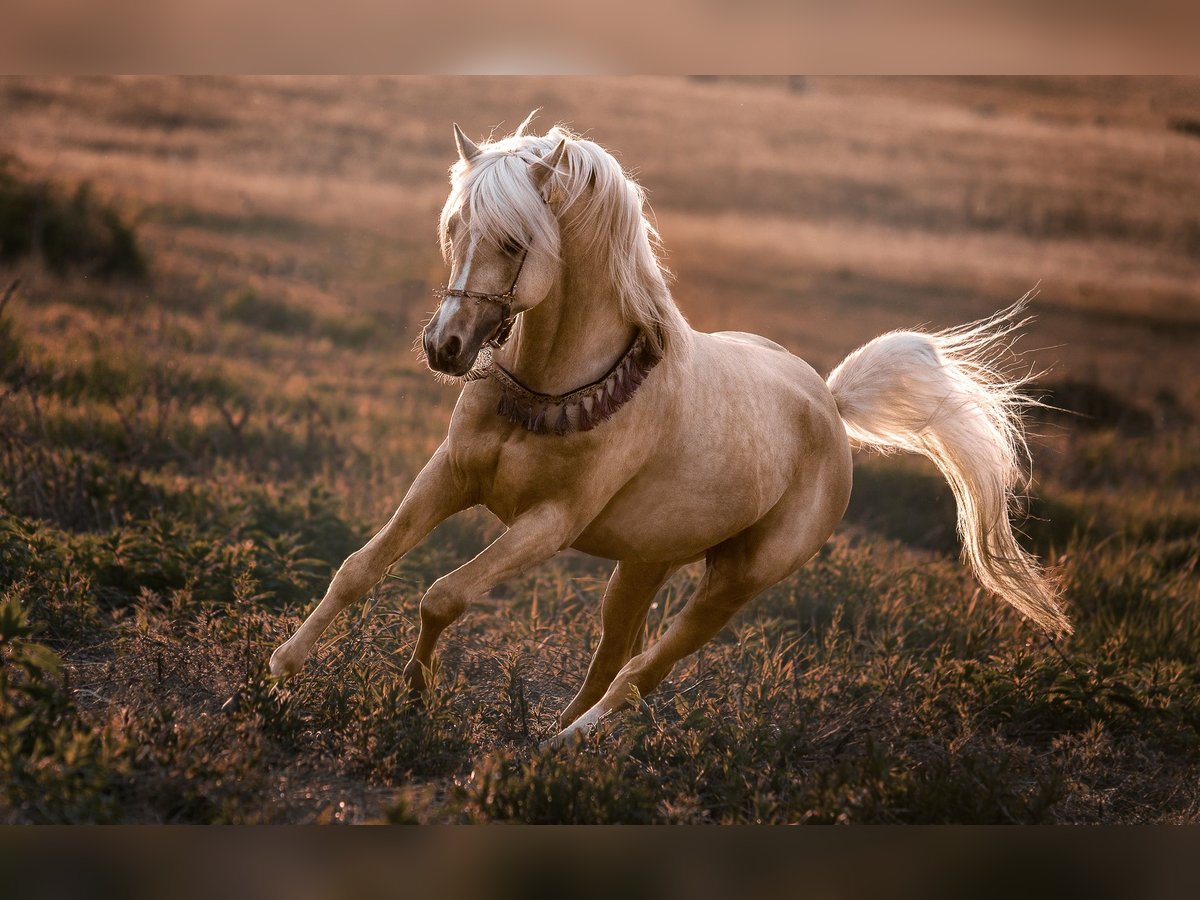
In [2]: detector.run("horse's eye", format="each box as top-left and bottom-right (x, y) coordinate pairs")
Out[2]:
(500, 237), (524, 257)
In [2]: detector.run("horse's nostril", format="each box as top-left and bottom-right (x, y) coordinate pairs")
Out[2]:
(444, 335), (462, 361)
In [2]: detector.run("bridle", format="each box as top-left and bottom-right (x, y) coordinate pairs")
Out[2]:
(423, 145), (664, 434)
(424, 175), (663, 432)
(432, 150), (558, 350)
(432, 247), (528, 350)
(425, 237), (663, 435)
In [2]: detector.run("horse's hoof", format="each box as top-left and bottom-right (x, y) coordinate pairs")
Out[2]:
(402, 660), (430, 696)
(268, 644), (302, 679)
(540, 723), (591, 751)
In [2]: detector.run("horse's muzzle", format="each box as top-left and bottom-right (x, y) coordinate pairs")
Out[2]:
(423, 328), (476, 376)
(422, 298), (504, 376)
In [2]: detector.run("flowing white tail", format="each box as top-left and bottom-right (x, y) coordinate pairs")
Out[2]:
(827, 299), (1071, 636)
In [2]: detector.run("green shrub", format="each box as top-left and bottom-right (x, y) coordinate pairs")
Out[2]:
(0, 592), (126, 822)
(0, 154), (145, 279)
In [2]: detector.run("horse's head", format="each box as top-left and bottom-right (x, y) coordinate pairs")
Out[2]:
(422, 123), (569, 376)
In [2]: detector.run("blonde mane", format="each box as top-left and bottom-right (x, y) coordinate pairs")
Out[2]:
(438, 119), (689, 356)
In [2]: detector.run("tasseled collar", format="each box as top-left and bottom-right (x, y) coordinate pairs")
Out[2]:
(469, 329), (662, 435)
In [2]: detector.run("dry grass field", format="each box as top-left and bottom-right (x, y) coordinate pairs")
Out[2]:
(2, 76), (1199, 823)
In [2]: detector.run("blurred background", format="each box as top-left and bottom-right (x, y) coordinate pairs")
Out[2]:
(5, 76), (1198, 521)
(1, 77), (1198, 824)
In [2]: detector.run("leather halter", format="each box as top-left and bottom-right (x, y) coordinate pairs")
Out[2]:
(430, 244), (663, 435)
(433, 248), (527, 350)
(434, 156), (554, 349)
(428, 158), (662, 434)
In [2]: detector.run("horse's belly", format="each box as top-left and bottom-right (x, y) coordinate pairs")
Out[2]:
(569, 474), (774, 562)
(571, 520), (731, 564)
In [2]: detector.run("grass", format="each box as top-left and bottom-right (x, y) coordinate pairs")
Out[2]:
(1, 76), (1199, 823)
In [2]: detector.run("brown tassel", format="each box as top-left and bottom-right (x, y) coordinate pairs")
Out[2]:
(590, 389), (604, 422)
(595, 384), (614, 420)
(627, 359), (646, 387)
(531, 405), (547, 433)
(578, 398), (596, 431)
(498, 389), (510, 418)
(554, 404), (570, 436)
(611, 369), (629, 405)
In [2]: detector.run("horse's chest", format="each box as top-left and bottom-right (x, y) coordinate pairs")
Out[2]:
(450, 428), (599, 525)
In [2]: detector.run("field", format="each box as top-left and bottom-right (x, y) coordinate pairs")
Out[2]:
(2, 76), (1199, 824)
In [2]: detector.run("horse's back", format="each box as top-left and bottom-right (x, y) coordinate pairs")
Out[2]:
(711, 330), (789, 354)
(692, 328), (849, 501)
(695, 330), (835, 418)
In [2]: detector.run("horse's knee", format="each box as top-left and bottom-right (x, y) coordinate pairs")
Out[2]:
(419, 579), (468, 631)
(332, 548), (381, 598)
(610, 651), (669, 698)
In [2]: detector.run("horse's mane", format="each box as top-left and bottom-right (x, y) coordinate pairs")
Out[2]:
(438, 117), (689, 356)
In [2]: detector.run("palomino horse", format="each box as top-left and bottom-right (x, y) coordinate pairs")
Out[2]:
(269, 118), (1071, 744)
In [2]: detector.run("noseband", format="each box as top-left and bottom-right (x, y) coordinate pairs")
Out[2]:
(433, 248), (528, 349)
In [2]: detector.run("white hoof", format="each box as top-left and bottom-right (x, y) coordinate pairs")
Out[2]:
(542, 705), (605, 749)
(268, 642), (303, 678)
(540, 727), (584, 751)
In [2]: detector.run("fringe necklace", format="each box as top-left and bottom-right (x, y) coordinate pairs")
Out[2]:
(467, 329), (663, 436)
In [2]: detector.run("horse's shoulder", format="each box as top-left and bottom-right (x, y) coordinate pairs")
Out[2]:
(710, 330), (789, 354)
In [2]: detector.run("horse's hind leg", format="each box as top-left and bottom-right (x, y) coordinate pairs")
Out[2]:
(559, 561), (677, 729)
(552, 561), (763, 742)
(551, 468), (849, 744)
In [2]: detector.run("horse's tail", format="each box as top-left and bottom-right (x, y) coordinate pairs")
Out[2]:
(825, 298), (1070, 637)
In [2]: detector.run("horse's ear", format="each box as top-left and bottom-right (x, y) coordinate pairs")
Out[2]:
(453, 123), (481, 163)
(529, 138), (568, 199)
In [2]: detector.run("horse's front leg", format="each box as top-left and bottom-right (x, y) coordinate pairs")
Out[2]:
(403, 504), (574, 694)
(269, 442), (468, 678)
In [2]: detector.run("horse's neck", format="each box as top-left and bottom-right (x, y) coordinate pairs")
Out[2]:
(497, 246), (636, 394)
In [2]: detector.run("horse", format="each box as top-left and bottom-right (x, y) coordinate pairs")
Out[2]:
(268, 116), (1071, 745)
